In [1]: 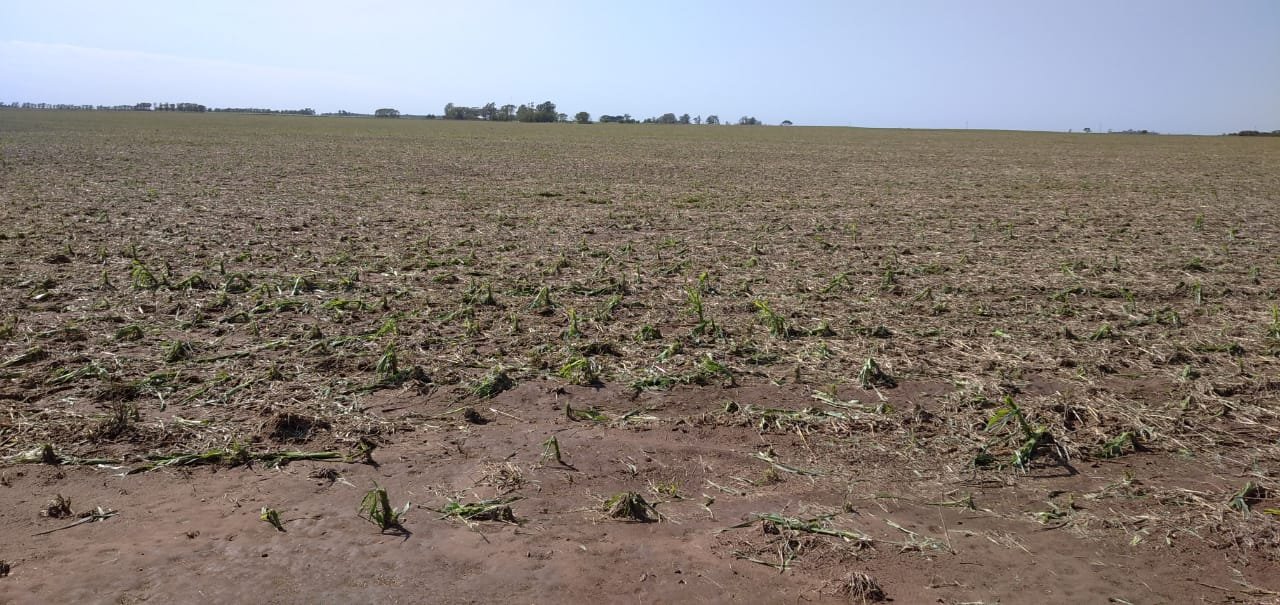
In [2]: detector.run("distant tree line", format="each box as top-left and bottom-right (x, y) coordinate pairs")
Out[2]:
(436, 101), (771, 126)
(1, 101), (154, 111)
(154, 103), (208, 112)
(2, 99), (783, 126)
(598, 114), (639, 123)
(1230, 130), (1280, 137)
(441, 101), (562, 122)
(212, 107), (315, 116)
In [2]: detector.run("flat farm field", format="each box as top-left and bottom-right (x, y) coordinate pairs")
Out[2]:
(1, 111), (1279, 603)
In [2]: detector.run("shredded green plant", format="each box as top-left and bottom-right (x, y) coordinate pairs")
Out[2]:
(725, 512), (871, 545)
(540, 435), (566, 465)
(358, 484), (409, 533)
(260, 507), (286, 532)
(438, 496), (520, 524)
(986, 396), (1054, 470)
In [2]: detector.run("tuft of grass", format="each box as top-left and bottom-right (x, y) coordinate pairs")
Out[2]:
(845, 572), (887, 603)
(806, 320), (836, 337)
(563, 308), (582, 340)
(648, 478), (683, 500)
(260, 507), (286, 532)
(694, 354), (735, 386)
(0, 315), (16, 340)
(1097, 431), (1138, 459)
(986, 396), (1053, 470)
(687, 287), (706, 322)
(540, 435), (568, 466)
(375, 344), (399, 379)
(557, 355), (599, 385)
(113, 324), (144, 341)
(358, 483), (409, 533)
(372, 317), (398, 338)
(171, 273), (209, 290)
(635, 324), (662, 342)
(821, 271), (851, 294)
(529, 286), (555, 315)
(476, 461), (524, 493)
(471, 366), (515, 398)
(603, 492), (659, 522)
(880, 267), (897, 291)
(1227, 482), (1267, 514)
(595, 293), (623, 320)
(753, 300), (789, 339)
(130, 260), (162, 290)
(462, 280), (497, 306)
(857, 357), (895, 389)
(92, 401), (139, 440)
(162, 340), (195, 363)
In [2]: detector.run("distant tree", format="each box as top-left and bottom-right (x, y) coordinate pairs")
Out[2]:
(1083, 127), (1092, 133)
(705, 115), (720, 125)
(657, 112), (678, 124)
(574, 111), (591, 124)
(375, 108), (401, 118)
(481, 102), (497, 120)
(536, 102), (558, 122)
(693, 115), (701, 125)
(737, 116), (760, 125)
(514, 101), (559, 123)
(678, 113), (691, 125)
(780, 120), (793, 126)
(599, 114), (635, 123)
(499, 104), (517, 121)
(557, 112), (568, 122)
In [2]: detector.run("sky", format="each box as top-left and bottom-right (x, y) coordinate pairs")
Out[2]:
(1, 0), (1277, 133)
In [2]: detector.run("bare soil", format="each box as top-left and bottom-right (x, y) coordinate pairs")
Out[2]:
(1, 112), (1278, 603)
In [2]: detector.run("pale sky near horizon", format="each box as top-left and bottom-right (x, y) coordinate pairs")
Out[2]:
(1, 1), (1277, 133)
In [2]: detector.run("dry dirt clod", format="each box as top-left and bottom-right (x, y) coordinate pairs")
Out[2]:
(41, 494), (73, 519)
(461, 406), (489, 424)
(308, 467), (340, 483)
(265, 412), (328, 442)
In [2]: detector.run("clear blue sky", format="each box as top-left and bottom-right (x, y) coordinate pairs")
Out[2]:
(2, 0), (1277, 133)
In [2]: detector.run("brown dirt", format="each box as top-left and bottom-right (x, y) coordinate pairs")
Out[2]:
(1, 111), (1279, 603)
